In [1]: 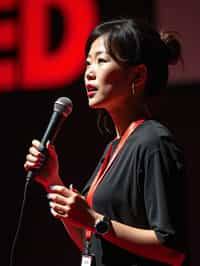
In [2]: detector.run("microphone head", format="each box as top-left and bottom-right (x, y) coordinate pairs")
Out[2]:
(54, 97), (73, 117)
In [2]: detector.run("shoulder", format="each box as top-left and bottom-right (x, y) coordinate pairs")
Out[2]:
(128, 119), (173, 145)
(127, 119), (182, 156)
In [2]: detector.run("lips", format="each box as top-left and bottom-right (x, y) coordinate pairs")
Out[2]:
(86, 84), (98, 97)
(86, 84), (97, 91)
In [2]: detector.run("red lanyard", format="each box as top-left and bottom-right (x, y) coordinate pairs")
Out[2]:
(85, 119), (145, 240)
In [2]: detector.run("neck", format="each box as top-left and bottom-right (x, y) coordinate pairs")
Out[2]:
(108, 104), (149, 139)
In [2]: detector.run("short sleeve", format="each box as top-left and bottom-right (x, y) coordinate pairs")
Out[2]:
(143, 138), (186, 251)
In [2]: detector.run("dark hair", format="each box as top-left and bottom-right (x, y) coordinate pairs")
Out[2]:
(85, 18), (182, 97)
(85, 18), (182, 135)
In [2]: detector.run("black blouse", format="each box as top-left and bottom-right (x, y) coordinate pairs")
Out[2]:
(82, 120), (188, 266)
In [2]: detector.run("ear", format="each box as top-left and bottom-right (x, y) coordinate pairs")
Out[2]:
(132, 64), (147, 92)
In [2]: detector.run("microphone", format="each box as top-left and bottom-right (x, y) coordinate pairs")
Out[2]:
(26, 97), (73, 181)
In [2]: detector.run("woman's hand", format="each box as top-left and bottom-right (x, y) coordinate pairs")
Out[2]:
(24, 139), (63, 188)
(47, 185), (100, 230)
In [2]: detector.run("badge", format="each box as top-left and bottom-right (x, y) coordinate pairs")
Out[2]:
(81, 254), (95, 266)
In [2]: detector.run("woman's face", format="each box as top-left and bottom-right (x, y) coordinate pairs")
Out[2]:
(84, 35), (133, 112)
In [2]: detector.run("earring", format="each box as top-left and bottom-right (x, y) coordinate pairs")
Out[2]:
(131, 82), (135, 96)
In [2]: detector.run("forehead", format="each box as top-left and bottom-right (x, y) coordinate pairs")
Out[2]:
(87, 35), (108, 57)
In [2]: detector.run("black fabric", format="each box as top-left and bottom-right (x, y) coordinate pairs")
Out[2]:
(82, 120), (188, 266)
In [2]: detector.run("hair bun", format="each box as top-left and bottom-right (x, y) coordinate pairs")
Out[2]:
(160, 31), (182, 65)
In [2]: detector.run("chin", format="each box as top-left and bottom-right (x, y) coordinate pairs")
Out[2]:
(88, 98), (104, 109)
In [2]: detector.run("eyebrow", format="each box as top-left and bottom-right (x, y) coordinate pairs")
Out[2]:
(87, 51), (107, 58)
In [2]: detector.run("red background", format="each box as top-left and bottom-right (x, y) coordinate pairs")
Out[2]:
(1, 1), (199, 265)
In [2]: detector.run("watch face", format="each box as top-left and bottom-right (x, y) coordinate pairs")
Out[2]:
(96, 218), (109, 234)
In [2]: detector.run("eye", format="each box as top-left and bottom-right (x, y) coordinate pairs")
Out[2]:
(97, 57), (107, 64)
(85, 60), (91, 66)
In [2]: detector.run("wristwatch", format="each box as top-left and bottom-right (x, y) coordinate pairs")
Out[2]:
(95, 215), (111, 235)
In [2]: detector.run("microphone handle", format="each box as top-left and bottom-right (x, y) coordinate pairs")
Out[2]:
(26, 111), (66, 181)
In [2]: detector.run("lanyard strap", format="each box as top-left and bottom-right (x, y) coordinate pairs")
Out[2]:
(85, 119), (144, 240)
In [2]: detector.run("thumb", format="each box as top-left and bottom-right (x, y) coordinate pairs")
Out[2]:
(69, 184), (79, 193)
(46, 141), (56, 156)
(69, 184), (86, 200)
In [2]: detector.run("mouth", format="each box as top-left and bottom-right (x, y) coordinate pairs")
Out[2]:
(87, 90), (97, 98)
(86, 84), (98, 98)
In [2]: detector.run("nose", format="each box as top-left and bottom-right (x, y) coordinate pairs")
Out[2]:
(85, 66), (96, 81)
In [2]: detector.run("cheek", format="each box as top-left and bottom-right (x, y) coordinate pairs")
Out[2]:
(100, 67), (118, 84)
(84, 71), (88, 84)
(103, 69), (130, 92)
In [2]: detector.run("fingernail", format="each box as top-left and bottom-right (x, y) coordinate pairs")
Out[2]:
(49, 185), (55, 190)
(46, 193), (51, 199)
(49, 201), (53, 207)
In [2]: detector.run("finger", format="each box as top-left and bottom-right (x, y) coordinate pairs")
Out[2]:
(32, 139), (41, 148)
(50, 207), (66, 218)
(49, 185), (73, 197)
(29, 146), (45, 158)
(49, 202), (69, 217)
(47, 193), (68, 205)
(69, 185), (86, 201)
(47, 141), (55, 152)
(49, 185), (86, 203)
(30, 139), (46, 153)
(24, 160), (43, 171)
(26, 153), (38, 163)
(24, 162), (40, 171)
(29, 146), (39, 156)
(46, 142), (57, 158)
(69, 184), (79, 193)
(24, 162), (30, 171)
(26, 153), (45, 164)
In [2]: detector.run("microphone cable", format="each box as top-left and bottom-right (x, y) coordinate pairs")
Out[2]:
(9, 178), (32, 266)
(9, 97), (73, 265)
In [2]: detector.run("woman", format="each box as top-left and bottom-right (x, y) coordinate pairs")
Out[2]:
(24, 18), (188, 265)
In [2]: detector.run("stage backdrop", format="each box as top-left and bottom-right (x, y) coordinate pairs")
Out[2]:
(1, 1), (199, 266)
